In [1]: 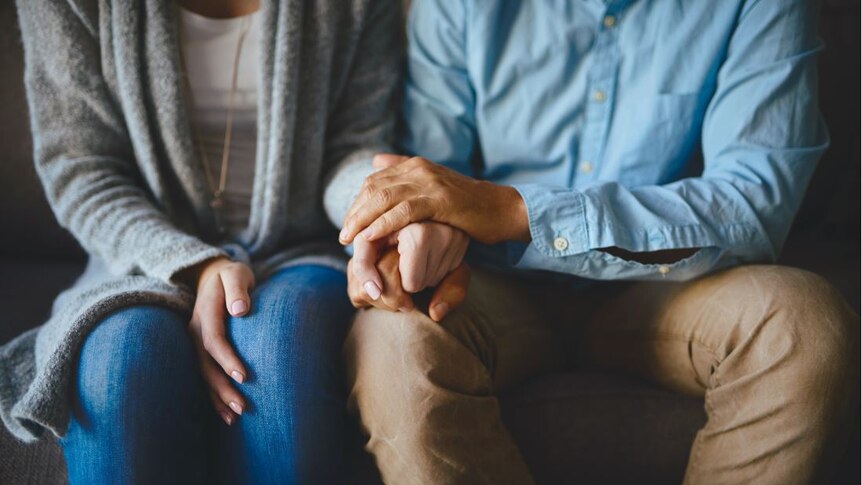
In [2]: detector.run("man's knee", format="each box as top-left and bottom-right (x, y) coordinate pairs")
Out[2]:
(721, 265), (858, 392)
(345, 306), (494, 410)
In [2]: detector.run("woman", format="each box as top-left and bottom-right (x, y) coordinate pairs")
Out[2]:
(0, 0), (401, 482)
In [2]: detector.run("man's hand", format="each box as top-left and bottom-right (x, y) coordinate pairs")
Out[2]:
(185, 257), (254, 426)
(339, 155), (531, 246)
(348, 247), (471, 322)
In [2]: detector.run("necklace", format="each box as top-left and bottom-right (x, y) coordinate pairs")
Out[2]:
(180, 14), (253, 233)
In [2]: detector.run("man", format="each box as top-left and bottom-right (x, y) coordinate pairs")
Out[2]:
(330, 0), (859, 483)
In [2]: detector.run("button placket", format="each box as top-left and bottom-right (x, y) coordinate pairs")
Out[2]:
(577, 10), (620, 186)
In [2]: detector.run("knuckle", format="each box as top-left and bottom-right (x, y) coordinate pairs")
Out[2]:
(375, 188), (392, 205)
(398, 202), (414, 219)
(361, 180), (376, 198)
(202, 336), (214, 353)
(201, 333), (223, 355)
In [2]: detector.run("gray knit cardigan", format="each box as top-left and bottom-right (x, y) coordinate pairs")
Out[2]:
(0, 0), (400, 442)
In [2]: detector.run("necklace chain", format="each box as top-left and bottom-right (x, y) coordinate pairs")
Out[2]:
(180, 14), (253, 230)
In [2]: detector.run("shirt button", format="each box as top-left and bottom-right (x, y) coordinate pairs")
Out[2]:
(603, 15), (617, 28)
(593, 90), (607, 103)
(553, 237), (569, 251)
(659, 265), (671, 276)
(579, 161), (594, 173)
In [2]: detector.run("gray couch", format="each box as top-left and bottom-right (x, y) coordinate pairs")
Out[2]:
(1, 2), (858, 484)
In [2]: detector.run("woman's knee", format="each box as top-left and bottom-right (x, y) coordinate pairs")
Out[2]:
(228, 266), (352, 379)
(218, 267), (354, 477)
(75, 305), (198, 421)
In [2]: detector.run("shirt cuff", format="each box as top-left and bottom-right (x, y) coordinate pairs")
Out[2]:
(512, 183), (591, 258)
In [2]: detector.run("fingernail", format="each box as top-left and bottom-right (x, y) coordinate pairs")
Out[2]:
(361, 227), (375, 240)
(221, 411), (233, 426)
(399, 306), (412, 313)
(339, 227), (349, 242)
(433, 302), (449, 319)
(231, 370), (245, 384)
(363, 281), (382, 300)
(231, 300), (248, 315)
(229, 401), (244, 415)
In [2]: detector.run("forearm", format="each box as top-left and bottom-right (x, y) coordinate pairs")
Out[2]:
(36, 153), (225, 282)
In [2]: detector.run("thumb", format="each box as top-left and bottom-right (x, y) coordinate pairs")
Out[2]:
(221, 263), (255, 317)
(372, 153), (411, 169)
(428, 262), (471, 322)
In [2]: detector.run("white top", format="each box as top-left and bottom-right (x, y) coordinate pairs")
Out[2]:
(179, 6), (261, 235)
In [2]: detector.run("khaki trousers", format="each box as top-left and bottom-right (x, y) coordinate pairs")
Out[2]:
(344, 265), (859, 484)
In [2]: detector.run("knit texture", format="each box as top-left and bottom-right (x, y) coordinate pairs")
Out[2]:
(0, 0), (401, 442)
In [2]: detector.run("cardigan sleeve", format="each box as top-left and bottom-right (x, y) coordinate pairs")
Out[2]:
(322, 0), (404, 229)
(17, 0), (226, 284)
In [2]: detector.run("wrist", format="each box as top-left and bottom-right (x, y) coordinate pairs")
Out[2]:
(178, 256), (232, 289)
(491, 184), (531, 243)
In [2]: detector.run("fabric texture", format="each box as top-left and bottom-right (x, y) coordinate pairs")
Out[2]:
(345, 265), (859, 484)
(401, 0), (828, 281)
(61, 265), (355, 484)
(61, 305), (208, 484)
(0, 0), (402, 442)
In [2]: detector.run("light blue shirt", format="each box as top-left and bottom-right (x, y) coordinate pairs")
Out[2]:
(401, 0), (828, 281)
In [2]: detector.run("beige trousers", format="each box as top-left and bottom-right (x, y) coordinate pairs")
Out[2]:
(344, 265), (859, 485)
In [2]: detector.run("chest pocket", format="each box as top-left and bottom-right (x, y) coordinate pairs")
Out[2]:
(609, 92), (702, 187)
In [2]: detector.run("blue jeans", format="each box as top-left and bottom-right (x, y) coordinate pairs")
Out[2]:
(61, 265), (355, 484)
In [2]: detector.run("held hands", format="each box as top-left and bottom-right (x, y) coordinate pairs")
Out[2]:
(185, 257), (254, 426)
(348, 221), (471, 321)
(339, 155), (531, 246)
(345, 154), (473, 321)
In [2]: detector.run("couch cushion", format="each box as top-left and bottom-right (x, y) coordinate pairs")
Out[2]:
(0, 259), (85, 346)
(0, 426), (67, 485)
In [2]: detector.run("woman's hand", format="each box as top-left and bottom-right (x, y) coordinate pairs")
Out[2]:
(339, 155), (531, 246)
(185, 257), (255, 426)
(351, 221), (470, 300)
(347, 247), (471, 322)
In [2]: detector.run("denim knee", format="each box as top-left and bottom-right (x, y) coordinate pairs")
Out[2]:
(72, 305), (201, 427)
(228, 265), (352, 395)
(219, 265), (355, 484)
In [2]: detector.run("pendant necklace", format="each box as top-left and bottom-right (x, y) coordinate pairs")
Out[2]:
(181, 13), (253, 234)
